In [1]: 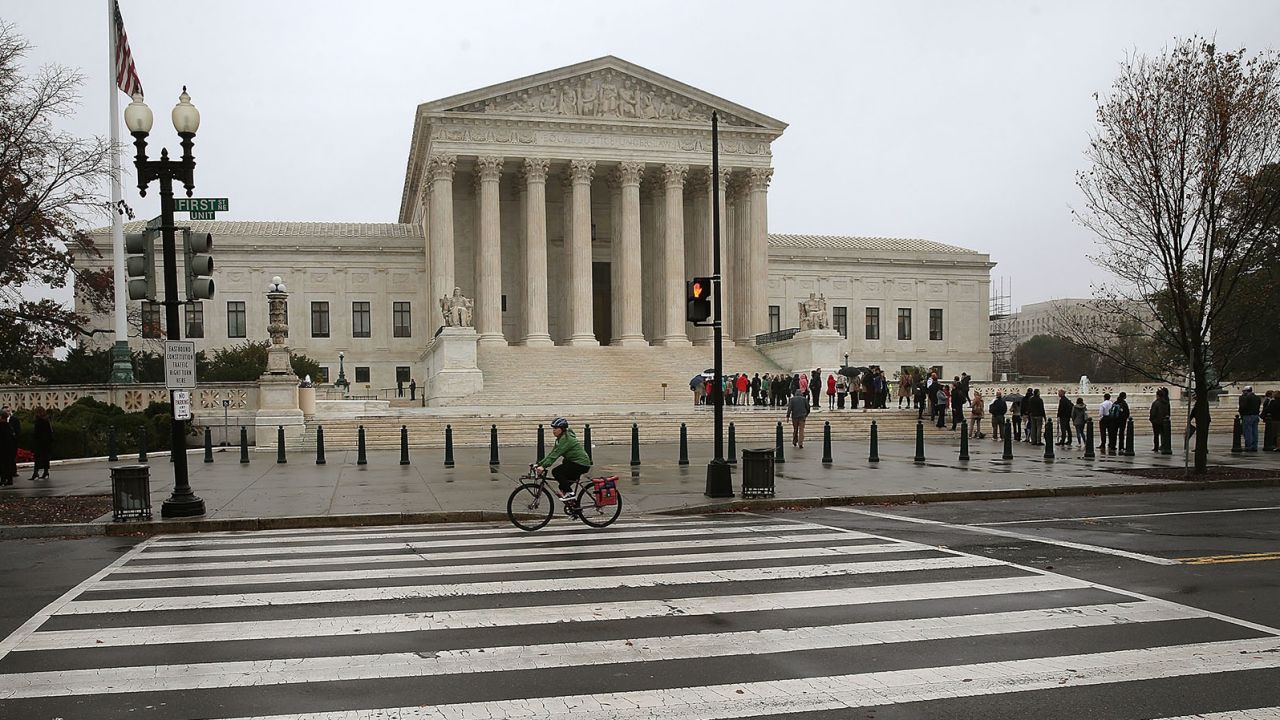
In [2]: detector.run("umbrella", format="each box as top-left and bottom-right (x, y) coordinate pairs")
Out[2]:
(838, 366), (867, 378)
(1002, 393), (1025, 404)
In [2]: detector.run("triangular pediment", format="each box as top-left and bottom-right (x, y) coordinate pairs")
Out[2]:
(420, 56), (786, 131)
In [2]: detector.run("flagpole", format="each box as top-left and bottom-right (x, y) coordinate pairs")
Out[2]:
(107, 0), (134, 383)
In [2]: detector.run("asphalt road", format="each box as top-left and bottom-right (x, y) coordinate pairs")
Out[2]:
(0, 491), (1279, 718)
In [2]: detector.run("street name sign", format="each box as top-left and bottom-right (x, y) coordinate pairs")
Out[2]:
(173, 198), (229, 212)
(173, 390), (192, 420)
(164, 340), (197, 390)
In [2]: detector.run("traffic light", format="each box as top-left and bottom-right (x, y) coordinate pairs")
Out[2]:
(687, 276), (713, 323)
(183, 229), (215, 300)
(124, 227), (157, 301)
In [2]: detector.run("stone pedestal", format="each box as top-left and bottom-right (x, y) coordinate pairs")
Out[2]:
(255, 374), (305, 440)
(756, 329), (845, 373)
(422, 326), (484, 405)
(298, 386), (316, 416)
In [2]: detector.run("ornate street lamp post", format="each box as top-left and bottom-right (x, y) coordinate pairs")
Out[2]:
(123, 88), (205, 518)
(335, 351), (350, 395)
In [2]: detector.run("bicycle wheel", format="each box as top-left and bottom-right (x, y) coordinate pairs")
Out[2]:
(576, 482), (622, 528)
(507, 483), (554, 531)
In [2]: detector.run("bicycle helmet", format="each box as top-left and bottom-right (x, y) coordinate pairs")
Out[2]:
(550, 417), (569, 429)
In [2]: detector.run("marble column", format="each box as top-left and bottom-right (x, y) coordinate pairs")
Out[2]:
(427, 154), (457, 335)
(520, 158), (553, 346)
(612, 162), (646, 346)
(659, 163), (690, 346)
(685, 170), (711, 346)
(716, 167), (734, 347)
(474, 156), (504, 345)
(730, 172), (753, 344)
(565, 159), (597, 345)
(748, 167), (774, 339)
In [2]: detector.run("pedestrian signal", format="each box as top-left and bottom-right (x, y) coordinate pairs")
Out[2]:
(686, 276), (713, 323)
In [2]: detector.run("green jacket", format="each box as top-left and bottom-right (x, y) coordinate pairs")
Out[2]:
(538, 428), (591, 468)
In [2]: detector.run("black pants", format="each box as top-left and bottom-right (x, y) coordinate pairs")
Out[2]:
(950, 406), (963, 430)
(1011, 416), (1022, 441)
(1058, 418), (1072, 445)
(1263, 420), (1277, 451)
(1103, 420), (1119, 450)
(811, 387), (820, 409)
(552, 461), (590, 495)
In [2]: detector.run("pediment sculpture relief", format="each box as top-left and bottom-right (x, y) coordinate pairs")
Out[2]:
(446, 69), (756, 127)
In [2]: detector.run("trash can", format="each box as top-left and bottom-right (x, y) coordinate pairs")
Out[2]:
(741, 447), (775, 498)
(111, 464), (152, 522)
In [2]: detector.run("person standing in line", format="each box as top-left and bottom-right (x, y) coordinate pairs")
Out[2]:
(1022, 386), (1035, 442)
(1072, 397), (1088, 446)
(797, 371), (809, 407)
(1239, 386), (1262, 452)
(969, 389), (984, 438)
(409, 378), (417, 401)
(1055, 389), (1074, 446)
(989, 390), (1007, 441)
(396, 379), (404, 399)
(0, 409), (15, 486)
(810, 368), (822, 409)
(736, 373), (749, 408)
(826, 373), (836, 409)
(1150, 388), (1171, 452)
(1028, 388), (1045, 446)
(898, 373), (912, 409)
(30, 407), (52, 480)
(751, 373), (762, 406)
(1108, 392), (1131, 453)
(1262, 390), (1278, 452)
(1009, 394), (1023, 442)
(1098, 393), (1114, 453)
(690, 375), (704, 406)
(787, 385), (811, 448)
(935, 383), (949, 428)
(949, 376), (966, 430)
(836, 373), (848, 409)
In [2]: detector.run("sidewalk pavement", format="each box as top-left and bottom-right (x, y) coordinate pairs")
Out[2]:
(2, 432), (1277, 537)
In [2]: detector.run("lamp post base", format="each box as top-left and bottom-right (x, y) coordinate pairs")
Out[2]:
(161, 494), (206, 518)
(109, 341), (135, 384)
(704, 458), (734, 498)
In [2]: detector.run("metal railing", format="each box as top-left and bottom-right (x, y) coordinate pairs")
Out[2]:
(754, 327), (800, 346)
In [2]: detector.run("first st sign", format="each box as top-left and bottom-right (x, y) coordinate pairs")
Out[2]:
(164, 340), (198, 390)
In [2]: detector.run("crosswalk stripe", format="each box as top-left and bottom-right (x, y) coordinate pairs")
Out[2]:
(0, 601), (1202, 699)
(64, 555), (1007, 614)
(107, 531), (879, 574)
(96, 542), (932, 591)
(16, 574), (1092, 651)
(201, 637), (1280, 720)
(132, 523), (837, 559)
(144, 517), (750, 547)
(1150, 711), (1280, 719)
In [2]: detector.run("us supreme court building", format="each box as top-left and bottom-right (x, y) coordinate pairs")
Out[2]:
(84, 57), (995, 392)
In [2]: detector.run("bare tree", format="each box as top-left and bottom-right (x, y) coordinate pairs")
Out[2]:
(1062, 38), (1280, 472)
(0, 21), (115, 375)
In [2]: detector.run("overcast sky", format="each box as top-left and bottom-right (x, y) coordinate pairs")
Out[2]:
(8, 0), (1279, 308)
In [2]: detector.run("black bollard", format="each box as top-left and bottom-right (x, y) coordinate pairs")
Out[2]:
(914, 420), (925, 463)
(678, 423), (689, 465)
(444, 424), (455, 468)
(1161, 419), (1173, 455)
(727, 422), (737, 465)
(1231, 415), (1243, 453)
(959, 420), (970, 461)
(277, 425), (287, 464)
(822, 421), (833, 465)
(204, 426), (213, 463)
(239, 426), (249, 464)
(629, 422), (641, 466)
(583, 424), (593, 464)
(775, 421), (786, 463)
(1084, 418), (1096, 459)
(316, 425), (327, 465)
(1002, 421), (1014, 460)
(108, 425), (118, 462)
(357, 425), (368, 466)
(400, 425), (410, 466)
(1123, 418), (1136, 457)
(489, 424), (500, 466)
(1043, 419), (1055, 460)
(869, 420), (880, 463)
(138, 432), (148, 463)
(536, 424), (546, 462)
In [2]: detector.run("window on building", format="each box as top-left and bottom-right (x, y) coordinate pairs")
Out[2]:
(354, 366), (370, 383)
(184, 302), (204, 338)
(833, 306), (848, 338)
(317, 367), (330, 383)
(393, 301), (412, 338)
(897, 308), (912, 340)
(768, 305), (781, 333)
(141, 302), (163, 339)
(865, 307), (880, 340)
(396, 366), (411, 383)
(929, 308), (943, 341)
(501, 294), (508, 312)
(311, 302), (330, 338)
(227, 301), (246, 339)
(352, 302), (371, 338)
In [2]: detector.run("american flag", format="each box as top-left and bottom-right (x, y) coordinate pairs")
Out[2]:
(113, 0), (143, 98)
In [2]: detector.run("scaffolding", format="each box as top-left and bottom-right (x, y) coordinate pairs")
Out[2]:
(989, 277), (1015, 380)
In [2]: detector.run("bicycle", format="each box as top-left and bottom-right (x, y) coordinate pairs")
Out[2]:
(507, 463), (623, 531)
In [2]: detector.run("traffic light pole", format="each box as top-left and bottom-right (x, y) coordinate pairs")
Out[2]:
(133, 133), (206, 518)
(705, 112), (733, 498)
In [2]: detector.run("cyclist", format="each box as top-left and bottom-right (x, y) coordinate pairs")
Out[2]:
(537, 417), (592, 500)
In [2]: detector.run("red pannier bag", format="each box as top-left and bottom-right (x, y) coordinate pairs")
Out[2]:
(592, 476), (619, 506)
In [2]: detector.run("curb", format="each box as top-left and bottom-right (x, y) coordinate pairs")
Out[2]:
(3, 476), (1277, 538)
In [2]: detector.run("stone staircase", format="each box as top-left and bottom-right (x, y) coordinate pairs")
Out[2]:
(447, 344), (787, 407)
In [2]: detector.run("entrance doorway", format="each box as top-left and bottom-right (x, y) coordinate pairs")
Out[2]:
(592, 261), (611, 344)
